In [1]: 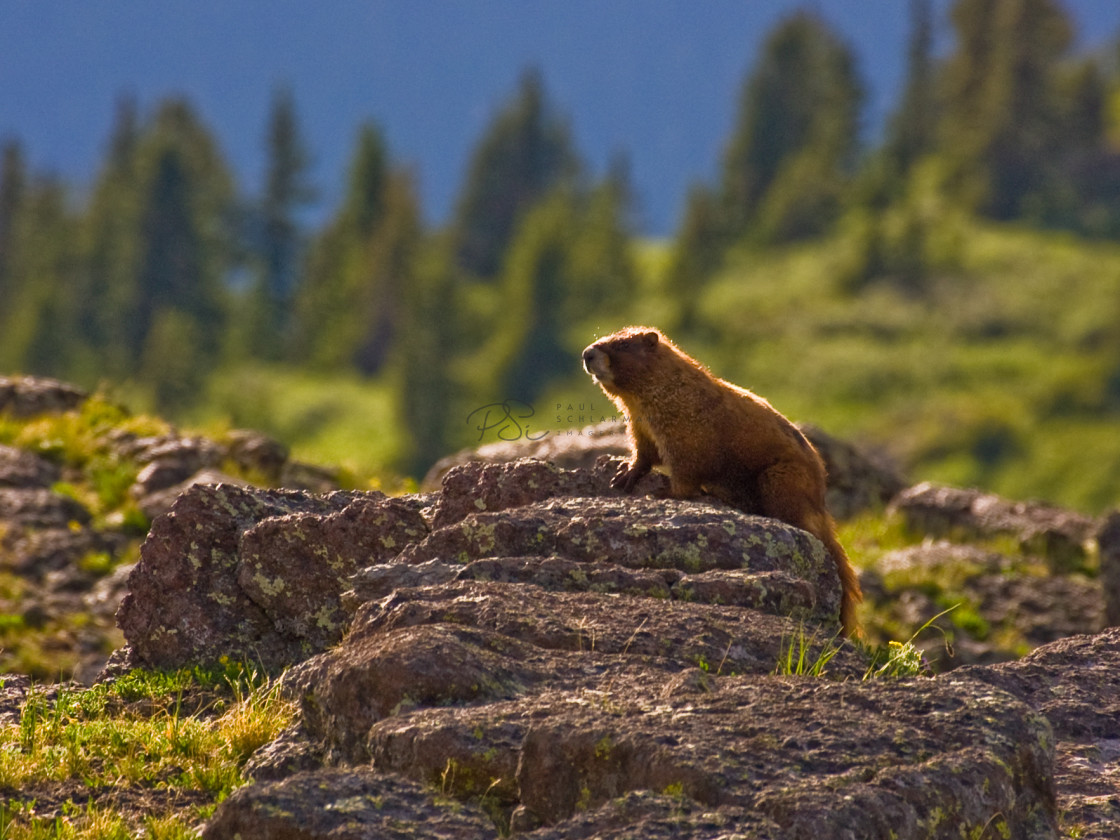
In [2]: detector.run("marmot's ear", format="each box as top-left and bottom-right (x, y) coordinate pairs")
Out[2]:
(640, 330), (660, 348)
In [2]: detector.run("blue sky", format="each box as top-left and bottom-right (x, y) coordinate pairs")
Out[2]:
(3, 1), (1119, 234)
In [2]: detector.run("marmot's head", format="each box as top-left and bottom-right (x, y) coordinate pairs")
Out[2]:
(582, 327), (664, 396)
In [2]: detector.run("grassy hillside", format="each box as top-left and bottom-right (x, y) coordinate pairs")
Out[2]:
(684, 220), (1120, 515)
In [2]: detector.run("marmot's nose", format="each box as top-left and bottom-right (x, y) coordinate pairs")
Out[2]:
(582, 348), (595, 368)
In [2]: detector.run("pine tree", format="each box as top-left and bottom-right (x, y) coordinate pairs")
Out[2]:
(394, 242), (461, 477)
(352, 171), (421, 375)
(0, 140), (27, 306)
(565, 159), (638, 317)
(720, 12), (863, 243)
(77, 96), (142, 380)
(663, 184), (726, 328)
(244, 86), (313, 361)
(494, 192), (575, 403)
(882, 0), (937, 190)
(940, 0), (1073, 219)
(126, 99), (234, 407)
(0, 177), (82, 376)
(492, 176), (636, 405)
(295, 122), (389, 369)
(451, 69), (579, 279)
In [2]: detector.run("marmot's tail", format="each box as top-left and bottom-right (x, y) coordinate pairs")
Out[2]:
(822, 529), (863, 638)
(799, 510), (863, 638)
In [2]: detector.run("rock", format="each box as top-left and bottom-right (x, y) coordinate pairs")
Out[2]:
(133, 467), (249, 521)
(1099, 511), (1120, 627)
(872, 542), (1105, 669)
(108, 447), (1085, 838)
(403, 492), (842, 629)
(223, 429), (290, 481)
(799, 424), (907, 518)
(954, 628), (1120, 838)
(421, 419), (629, 491)
(0, 445), (60, 488)
(128, 436), (224, 498)
(241, 724), (325, 782)
(0, 376), (86, 418)
(201, 767), (498, 839)
(1, 527), (108, 578)
(278, 460), (342, 494)
(116, 483), (430, 673)
(118, 458), (853, 676)
(275, 585), (1053, 838)
(429, 457), (618, 530)
(424, 421), (904, 521)
(0, 487), (90, 531)
(285, 580), (867, 762)
(237, 496), (428, 651)
(889, 481), (1099, 571)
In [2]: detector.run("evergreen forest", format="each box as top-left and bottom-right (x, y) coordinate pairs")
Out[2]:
(4, 0), (1120, 513)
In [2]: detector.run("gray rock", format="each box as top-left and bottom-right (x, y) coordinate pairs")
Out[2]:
(117, 483), (367, 672)
(223, 429), (290, 482)
(424, 420), (906, 521)
(0, 445), (60, 488)
(0, 487), (90, 531)
(889, 482), (1098, 571)
(954, 628), (1120, 838)
(0, 376), (86, 418)
(116, 483), (431, 673)
(1099, 511), (1120, 627)
(201, 767), (497, 839)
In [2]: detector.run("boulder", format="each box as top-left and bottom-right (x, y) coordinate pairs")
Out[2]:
(223, 429), (290, 482)
(132, 468), (249, 521)
(954, 628), (1120, 837)
(237, 496), (428, 651)
(259, 583), (1055, 838)
(201, 767), (497, 839)
(799, 423), (907, 518)
(421, 419), (629, 491)
(0, 376), (86, 418)
(424, 420), (905, 520)
(0, 445), (60, 488)
(889, 481), (1099, 571)
(1099, 511), (1120, 627)
(872, 542), (1105, 669)
(0, 487), (90, 531)
(116, 483), (390, 672)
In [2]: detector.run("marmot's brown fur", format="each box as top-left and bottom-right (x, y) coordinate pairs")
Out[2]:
(583, 326), (862, 636)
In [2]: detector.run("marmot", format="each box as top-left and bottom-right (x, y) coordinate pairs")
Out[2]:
(582, 326), (862, 636)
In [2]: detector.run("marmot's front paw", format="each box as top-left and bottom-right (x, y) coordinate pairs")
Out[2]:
(611, 462), (643, 492)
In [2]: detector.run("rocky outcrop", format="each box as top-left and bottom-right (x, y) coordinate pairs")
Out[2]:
(1099, 511), (1120, 627)
(0, 376), (86, 418)
(889, 482), (1099, 571)
(201, 767), (498, 839)
(423, 420), (906, 521)
(207, 627), (1120, 839)
(108, 454), (1073, 838)
(955, 628), (1120, 838)
(115, 484), (435, 672)
(118, 458), (849, 676)
(869, 541), (1105, 669)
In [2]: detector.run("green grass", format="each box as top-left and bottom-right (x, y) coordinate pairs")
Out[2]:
(0, 663), (293, 839)
(197, 363), (409, 488)
(689, 217), (1120, 514)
